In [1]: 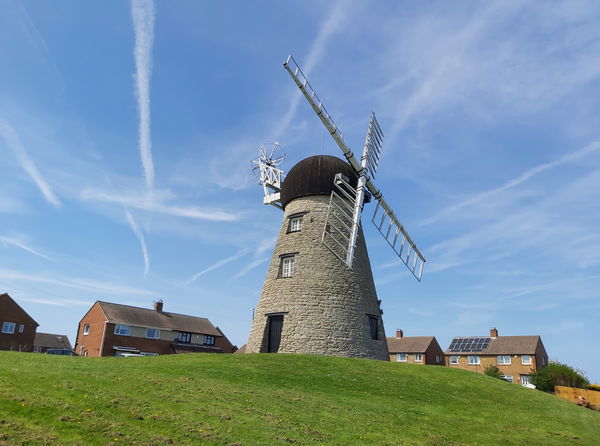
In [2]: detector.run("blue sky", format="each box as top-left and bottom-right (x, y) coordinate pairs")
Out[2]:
(1, 1), (599, 381)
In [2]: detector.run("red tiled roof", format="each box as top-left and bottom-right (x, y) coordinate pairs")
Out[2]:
(34, 333), (73, 350)
(97, 301), (221, 336)
(387, 336), (435, 354)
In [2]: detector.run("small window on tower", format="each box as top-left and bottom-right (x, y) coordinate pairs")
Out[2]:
(279, 255), (295, 278)
(368, 315), (379, 340)
(288, 216), (303, 232)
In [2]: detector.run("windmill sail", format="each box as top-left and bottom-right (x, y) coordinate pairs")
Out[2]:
(283, 54), (426, 281)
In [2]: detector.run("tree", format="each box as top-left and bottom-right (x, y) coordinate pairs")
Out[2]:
(484, 365), (503, 380)
(530, 361), (589, 392)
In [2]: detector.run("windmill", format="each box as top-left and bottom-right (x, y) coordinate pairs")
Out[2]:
(245, 55), (425, 360)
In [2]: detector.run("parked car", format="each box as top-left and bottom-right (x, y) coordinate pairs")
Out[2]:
(45, 349), (76, 356)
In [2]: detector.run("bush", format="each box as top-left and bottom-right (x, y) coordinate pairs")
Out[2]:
(484, 365), (503, 380)
(587, 384), (600, 392)
(531, 361), (589, 392)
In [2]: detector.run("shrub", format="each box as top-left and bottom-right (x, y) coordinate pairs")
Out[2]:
(531, 361), (589, 392)
(587, 384), (600, 392)
(484, 365), (503, 380)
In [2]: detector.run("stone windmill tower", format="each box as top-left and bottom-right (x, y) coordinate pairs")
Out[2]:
(246, 56), (426, 360)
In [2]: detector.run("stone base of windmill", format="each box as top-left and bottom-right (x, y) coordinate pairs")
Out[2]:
(246, 195), (389, 361)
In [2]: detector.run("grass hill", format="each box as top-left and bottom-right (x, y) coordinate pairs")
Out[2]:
(0, 351), (598, 445)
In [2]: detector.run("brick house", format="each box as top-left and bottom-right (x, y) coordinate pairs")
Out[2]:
(0, 293), (39, 352)
(445, 327), (549, 387)
(74, 300), (236, 357)
(33, 333), (73, 353)
(387, 329), (445, 365)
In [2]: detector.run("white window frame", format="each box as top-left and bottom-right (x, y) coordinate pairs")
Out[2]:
(450, 355), (459, 365)
(18, 324), (24, 333)
(280, 255), (295, 278)
(83, 324), (90, 335)
(33, 346), (42, 353)
(468, 355), (480, 365)
(114, 324), (130, 336)
(520, 375), (531, 386)
(396, 353), (407, 362)
(288, 216), (303, 232)
(498, 355), (511, 365)
(145, 328), (160, 339)
(414, 353), (423, 362)
(2, 322), (15, 334)
(204, 335), (215, 345)
(500, 375), (513, 383)
(521, 355), (532, 365)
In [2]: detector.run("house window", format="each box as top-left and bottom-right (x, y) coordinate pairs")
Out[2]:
(114, 324), (130, 336)
(83, 324), (90, 335)
(450, 355), (459, 365)
(2, 322), (15, 334)
(204, 335), (215, 345)
(18, 324), (24, 333)
(500, 375), (513, 383)
(498, 355), (511, 365)
(368, 316), (379, 340)
(520, 375), (531, 386)
(288, 215), (303, 233)
(468, 355), (480, 365)
(542, 357), (547, 366)
(396, 353), (407, 362)
(280, 255), (295, 278)
(436, 355), (442, 364)
(178, 332), (192, 343)
(145, 328), (160, 339)
(521, 355), (532, 365)
(414, 353), (423, 362)
(33, 346), (42, 353)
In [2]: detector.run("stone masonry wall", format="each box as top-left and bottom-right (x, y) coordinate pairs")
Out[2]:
(246, 195), (389, 360)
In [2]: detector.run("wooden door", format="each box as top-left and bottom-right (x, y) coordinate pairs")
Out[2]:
(267, 315), (283, 353)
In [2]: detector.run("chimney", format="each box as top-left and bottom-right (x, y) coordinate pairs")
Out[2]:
(490, 327), (498, 338)
(396, 329), (404, 338)
(154, 299), (164, 312)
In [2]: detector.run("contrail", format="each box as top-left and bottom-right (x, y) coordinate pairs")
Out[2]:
(131, 0), (155, 191)
(186, 249), (248, 284)
(272, 0), (347, 140)
(0, 119), (61, 207)
(421, 140), (600, 226)
(125, 209), (150, 278)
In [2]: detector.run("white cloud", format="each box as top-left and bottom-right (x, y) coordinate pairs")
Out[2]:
(131, 0), (155, 191)
(0, 119), (61, 207)
(125, 209), (150, 278)
(0, 268), (156, 297)
(80, 187), (240, 222)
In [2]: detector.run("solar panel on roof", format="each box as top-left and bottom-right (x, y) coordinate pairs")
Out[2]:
(449, 337), (491, 352)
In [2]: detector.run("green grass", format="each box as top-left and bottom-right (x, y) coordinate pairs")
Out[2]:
(0, 351), (598, 445)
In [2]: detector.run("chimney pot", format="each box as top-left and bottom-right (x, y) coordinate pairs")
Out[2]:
(490, 327), (498, 338)
(154, 300), (164, 312)
(396, 329), (404, 338)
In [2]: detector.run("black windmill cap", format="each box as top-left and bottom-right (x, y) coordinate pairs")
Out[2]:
(280, 155), (370, 208)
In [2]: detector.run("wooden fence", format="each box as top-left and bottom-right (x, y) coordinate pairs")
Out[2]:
(555, 385), (600, 406)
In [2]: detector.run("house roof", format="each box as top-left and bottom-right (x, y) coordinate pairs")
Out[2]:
(34, 333), (73, 350)
(96, 301), (222, 336)
(387, 336), (436, 354)
(445, 336), (541, 355)
(0, 293), (39, 326)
